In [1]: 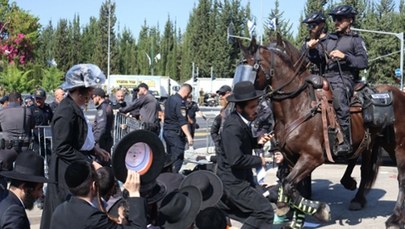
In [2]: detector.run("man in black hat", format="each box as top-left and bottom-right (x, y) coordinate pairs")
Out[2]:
(50, 161), (147, 228)
(119, 83), (161, 135)
(217, 81), (273, 229)
(0, 150), (48, 229)
(92, 87), (114, 155)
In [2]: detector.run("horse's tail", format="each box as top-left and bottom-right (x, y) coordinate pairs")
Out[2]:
(363, 137), (383, 191)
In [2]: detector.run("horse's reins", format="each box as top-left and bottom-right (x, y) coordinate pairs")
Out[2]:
(257, 45), (309, 100)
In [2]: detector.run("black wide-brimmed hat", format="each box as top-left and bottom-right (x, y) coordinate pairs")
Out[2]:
(180, 170), (223, 210)
(159, 186), (202, 229)
(0, 150), (48, 183)
(227, 81), (264, 102)
(157, 172), (185, 195)
(112, 130), (165, 183)
(140, 180), (167, 205)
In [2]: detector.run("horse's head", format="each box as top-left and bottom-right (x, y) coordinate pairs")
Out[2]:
(237, 34), (308, 92)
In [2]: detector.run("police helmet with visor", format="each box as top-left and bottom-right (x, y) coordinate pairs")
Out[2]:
(329, 5), (357, 22)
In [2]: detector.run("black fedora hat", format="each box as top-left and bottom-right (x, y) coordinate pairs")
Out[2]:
(180, 170), (223, 210)
(159, 186), (202, 229)
(0, 150), (48, 183)
(156, 172), (184, 195)
(140, 180), (167, 205)
(112, 130), (165, 184)
(227, 81), (264, 102)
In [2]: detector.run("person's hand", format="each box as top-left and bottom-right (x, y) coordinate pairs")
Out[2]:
(329, 50), (345, 60)
(187, 135), (193, 146)
(123, 170), (141, 197)
(307, 39), (319, 49)
(94, 144), (111, 162)
(92, 161), (102, 170)
(261, 156), (272, 166)
(258, 133), (273, 145)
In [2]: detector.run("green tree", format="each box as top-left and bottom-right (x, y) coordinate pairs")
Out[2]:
(41, 66), (64, 91)
(95, 0), (118, 75)
(54, 19), (71, 73)
(81, 17), (99, 64)
(0, 64), (34, 93)
(264, 0), (294, 43)
(36, 21), (55, 67)
(296, 0), (327, 46)
(117, 28), (137, 74)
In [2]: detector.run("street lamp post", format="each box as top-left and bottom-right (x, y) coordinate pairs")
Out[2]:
(107, 1), (111, 78)
(351, 27), (404, 89)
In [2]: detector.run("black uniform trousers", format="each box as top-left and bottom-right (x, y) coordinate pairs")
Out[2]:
(163, 129), (186, 173)
(326, 73), (354, 127)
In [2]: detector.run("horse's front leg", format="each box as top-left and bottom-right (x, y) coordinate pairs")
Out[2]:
(277, 153), (330, 222)
(340, 157), (359, 191)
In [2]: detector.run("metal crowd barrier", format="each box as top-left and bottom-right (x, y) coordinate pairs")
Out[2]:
(34, 125), (52, 178)
(113, 112), (142, 149)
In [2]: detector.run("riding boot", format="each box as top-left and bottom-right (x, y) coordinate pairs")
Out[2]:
(276, 186), (290, 216)
(336, 124), (352, 157)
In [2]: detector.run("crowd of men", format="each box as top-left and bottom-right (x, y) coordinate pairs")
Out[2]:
(0, 4), (379, 229)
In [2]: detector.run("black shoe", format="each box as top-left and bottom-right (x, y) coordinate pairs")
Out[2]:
(336, 143), (352, 157)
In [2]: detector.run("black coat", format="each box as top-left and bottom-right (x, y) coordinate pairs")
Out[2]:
(217, 111), (261, 186)
(50, 196), (147, 229)
(41, 95), (92, 229)
(0, 191), (30, 229)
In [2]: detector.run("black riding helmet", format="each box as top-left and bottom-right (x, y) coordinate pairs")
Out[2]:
(302, 12), (326, 24)
(329, 5), (357, 18)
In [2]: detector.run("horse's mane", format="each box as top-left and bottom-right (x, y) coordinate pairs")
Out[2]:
(267, 36), (309, 73)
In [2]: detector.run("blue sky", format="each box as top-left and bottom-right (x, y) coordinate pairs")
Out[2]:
(13, 0), (402, 38)
(13, 0), (306, 37)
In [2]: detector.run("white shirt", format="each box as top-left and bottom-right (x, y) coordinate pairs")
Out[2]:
(80, 115), (95, 151)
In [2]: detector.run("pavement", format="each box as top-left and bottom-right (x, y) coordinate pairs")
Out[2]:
(26, 162), (398, 228)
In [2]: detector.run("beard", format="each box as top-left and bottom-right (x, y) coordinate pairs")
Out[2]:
(23, 190), (37, 210)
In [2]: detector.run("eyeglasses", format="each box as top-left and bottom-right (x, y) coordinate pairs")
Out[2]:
(307, 23), (318, 30)
(332, 16), (345, 22)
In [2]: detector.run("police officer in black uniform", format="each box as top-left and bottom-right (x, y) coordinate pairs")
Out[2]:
(163, 83), (193, 173)
(0, 92), (35, 171)
(32, 88), (53, 126)
(301, 12), (329, 75)
(307, 5), (368, 157)
(92, 88), (114, 156)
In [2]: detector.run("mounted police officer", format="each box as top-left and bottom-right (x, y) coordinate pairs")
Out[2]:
(307, 5), (368, 157)
(301, 12), (328, 75)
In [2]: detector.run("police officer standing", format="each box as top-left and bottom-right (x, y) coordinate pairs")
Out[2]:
(0, 92), (35, 171)
(163, 83), (193, 173)
(32, 88), (53, 126)
(92, 88), (114, 155)
(307, 5), (368, 157)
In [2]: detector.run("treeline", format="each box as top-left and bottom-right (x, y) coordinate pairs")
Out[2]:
(0, 0), (404, 93)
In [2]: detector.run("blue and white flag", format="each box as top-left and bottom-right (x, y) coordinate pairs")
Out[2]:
(267, 17), (277, 31)
(247, 19), (256, 37)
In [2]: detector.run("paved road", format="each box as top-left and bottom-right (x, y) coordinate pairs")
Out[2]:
(27, 163), (398, 228)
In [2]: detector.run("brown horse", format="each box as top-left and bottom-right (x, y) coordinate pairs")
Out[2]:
(239, 36), (405, 228)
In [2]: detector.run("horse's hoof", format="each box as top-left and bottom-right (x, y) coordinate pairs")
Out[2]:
(340, 177), (357, 191)
(386, 225), (400, 229)
(276, 202), (290, 216)
(313, 203), (331, 222)
(349, 201), (363, 211)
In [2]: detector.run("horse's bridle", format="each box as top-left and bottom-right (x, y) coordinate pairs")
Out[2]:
(248, 44), (309, 100)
